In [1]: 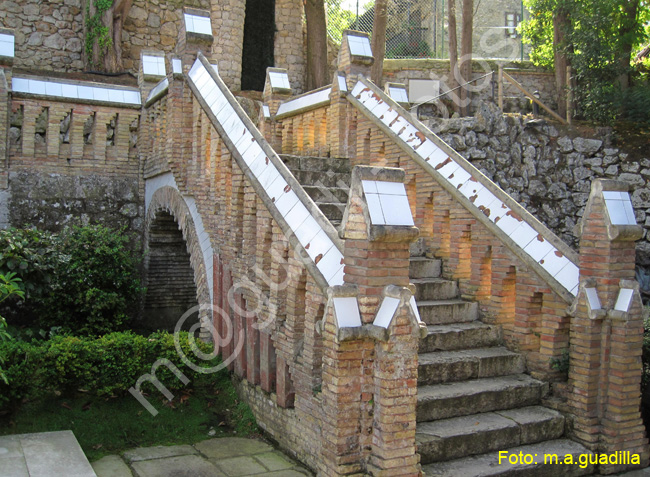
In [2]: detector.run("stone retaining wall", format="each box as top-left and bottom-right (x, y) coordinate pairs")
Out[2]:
(424, 102), (650, 264)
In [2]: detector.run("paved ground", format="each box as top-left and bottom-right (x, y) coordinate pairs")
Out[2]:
(92, 437), (313, 477)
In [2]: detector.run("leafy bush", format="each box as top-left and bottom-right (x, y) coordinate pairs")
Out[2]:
(0, 225), (143, 336)
(0, 273), (25, 384)
(0, 331), (218, 413)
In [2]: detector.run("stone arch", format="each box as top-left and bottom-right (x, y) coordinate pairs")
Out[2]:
(143, 185), (212, 333)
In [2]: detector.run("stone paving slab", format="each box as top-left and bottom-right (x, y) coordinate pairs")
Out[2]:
(0, 431), (97, 477)
(90, 437), (313, 477)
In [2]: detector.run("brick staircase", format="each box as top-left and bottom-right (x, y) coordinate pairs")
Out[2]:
(283, 154), (594, 476)
(412, 255), (594, 476)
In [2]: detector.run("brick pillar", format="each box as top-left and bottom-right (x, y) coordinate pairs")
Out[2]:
(320, 164), (422, 475)
(262, 68), (291, 150)
(329, 72), (350, 158)
(569, 179), (649, 473)
(338, 31), (373, 89)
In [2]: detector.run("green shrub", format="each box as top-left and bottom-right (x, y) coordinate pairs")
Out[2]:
(0, 331), (218, 413)
(0, 272), (24, 384)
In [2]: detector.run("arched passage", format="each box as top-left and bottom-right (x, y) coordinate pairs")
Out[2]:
(143, 185), (212, 333)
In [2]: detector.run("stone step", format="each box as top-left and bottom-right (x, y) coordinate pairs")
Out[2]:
(420, 322), (501, 353)
(292, 170), (351, 189)
(418, 299), (478, 325)
(421, 439), (595, 476)
(416, 406), (564, 464)
(316, 202), (345, 221)
(418, 347), (525, 385)
(280, 154), (351, 174)
(303, 185), (349, 204)
(409, 257), (442, 279)
(417, 374), (547, 422)
(412, 278), (458, 301)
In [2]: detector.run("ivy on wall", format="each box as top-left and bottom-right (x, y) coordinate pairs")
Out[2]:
(85, 0), (114, 67)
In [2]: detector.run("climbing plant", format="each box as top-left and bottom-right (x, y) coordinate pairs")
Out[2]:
(85, 0), (114, 67)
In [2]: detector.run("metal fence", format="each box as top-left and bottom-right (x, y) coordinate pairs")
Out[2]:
(325, 0), (445, 59)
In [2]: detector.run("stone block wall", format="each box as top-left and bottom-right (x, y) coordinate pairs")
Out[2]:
(424, 102), (650, 265)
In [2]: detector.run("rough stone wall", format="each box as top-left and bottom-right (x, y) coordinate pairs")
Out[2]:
(0, 0), (85, 72)
(274, 0), (305, 93)
(424, 102), (650, 265)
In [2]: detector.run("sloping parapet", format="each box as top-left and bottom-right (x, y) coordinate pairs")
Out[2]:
(348, 77), (579, 303)
(186, 54), (344, 290)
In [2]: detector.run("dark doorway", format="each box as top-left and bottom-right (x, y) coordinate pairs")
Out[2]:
(241, 0), (276, 91)
(143, 210), (198, 332)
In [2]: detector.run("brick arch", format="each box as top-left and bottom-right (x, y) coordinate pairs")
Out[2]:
(144, 186), (212, 332)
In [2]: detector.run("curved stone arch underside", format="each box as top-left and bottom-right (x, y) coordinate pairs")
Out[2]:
(145, 173), (214, 332)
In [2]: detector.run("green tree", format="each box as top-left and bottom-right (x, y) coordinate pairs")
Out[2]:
(0, 273), (24, 383)
(521, 0), (649, 123)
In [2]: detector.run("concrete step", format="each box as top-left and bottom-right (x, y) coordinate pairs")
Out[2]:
(421, 439), (595, 476)
(280, 154), (351, 174)
(417, 374), (547, 422)
(303, 185), (349, 204)
(316, 202), (345, 221)
(412, 278), (458, 301)
(292, 170), (350, 189)
(418, 299), (478, 325)
(410, 257), (442, 279)
(420, 322), (502, 353)
(416, 406), (564, 464)
(418, 347), (525, 385)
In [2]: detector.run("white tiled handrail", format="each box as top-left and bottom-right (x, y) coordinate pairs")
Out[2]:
(349, 77), (580, 301)
(186, 54), (344, 289)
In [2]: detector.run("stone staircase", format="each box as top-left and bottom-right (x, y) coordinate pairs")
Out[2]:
(282, 154), (594, 476)
(411, 255), (594, 476)
(279, 155), (351, 227)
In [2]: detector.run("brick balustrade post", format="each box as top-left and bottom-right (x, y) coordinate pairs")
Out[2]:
(569, 179), (649, 473)
(319, 165), (423, 475)
(261, 68), (291, 150)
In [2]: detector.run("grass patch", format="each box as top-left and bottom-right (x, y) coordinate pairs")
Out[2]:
(0, 374), (258, 462)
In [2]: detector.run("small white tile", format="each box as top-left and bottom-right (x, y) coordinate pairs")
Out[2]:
(539, 249), (569, 276)
(294, 215), (321, 248)
(269, 71), (290, 90)
(495, 211), (522, 236)
(241, 143), (263, 167)
(427, 148), (449, 169)
(11, 77), (29, 93)
(0, 34), (14, 57)
(469, 187), (498, 212)
(436, 158), (460, 179)
(266, 175), (289, 203)
(378, 109), (399, 128)
(123, 90), (141, 104)
(337, 75), (347, 92)
(585, 287), (601, 310)
(362, 180), (378, 194)
(249, 153), (269, 177)
(553, 262), (580, 293)
(509, 223), (538, 249)
(284, 202), (310, 233)
(78, 85), (94, 100)
(348, 35), (372, 57)
(614, 288), (634, 312)
(333, 297), (361, 328)
(329, 265), (345, 287)
(388, 115), (409, 135)
(60, 83), (78, 99)
(93, 87), (109, 102)
(485, 197), (509, 223)
(369, 101), (391, 118)
(374, 296), (400, 328)
(45, 82), (62, 97)
(365, 193), (384, 225)
(193, 15), (213, 35)
(603, 191), (624, 200)
(409, 296), (423, 323)
(376, 181), (406, 196)
(305, 229), (334, 261)
(108, 89), (125, 103)
(351, 81), (366, 97)
(318, 248), (345, 285)
(523, 236), (554, 262)
(415, 139), (437, 159)
(172, 58), (182, 74)
(379, 194), (414, 226)
(605, 198), (631, 225)
(262, 105), (270, 118)
(184, 14), (195, 32)
(389, 87), (409, 103)
(188, 60), (203, 81)
(447, 167), (472, 190)
(29, 80), (46, 95)
(275, 190), (299, 217)
(258, 164), (281, 190)
(233, 129), (253, 151)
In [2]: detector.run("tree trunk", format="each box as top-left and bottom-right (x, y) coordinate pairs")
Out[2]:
(617, 0), (640, 91)
(304, 0), (329, 90)
(448, 0), (460, 114)
(553, 5), (571, 118)
(370, 0), (388, 86)
(459, 0), (473, 116)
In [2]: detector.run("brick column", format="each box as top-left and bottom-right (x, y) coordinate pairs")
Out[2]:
(261, 68), (291, 150)
(569, 179), (649, 473)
